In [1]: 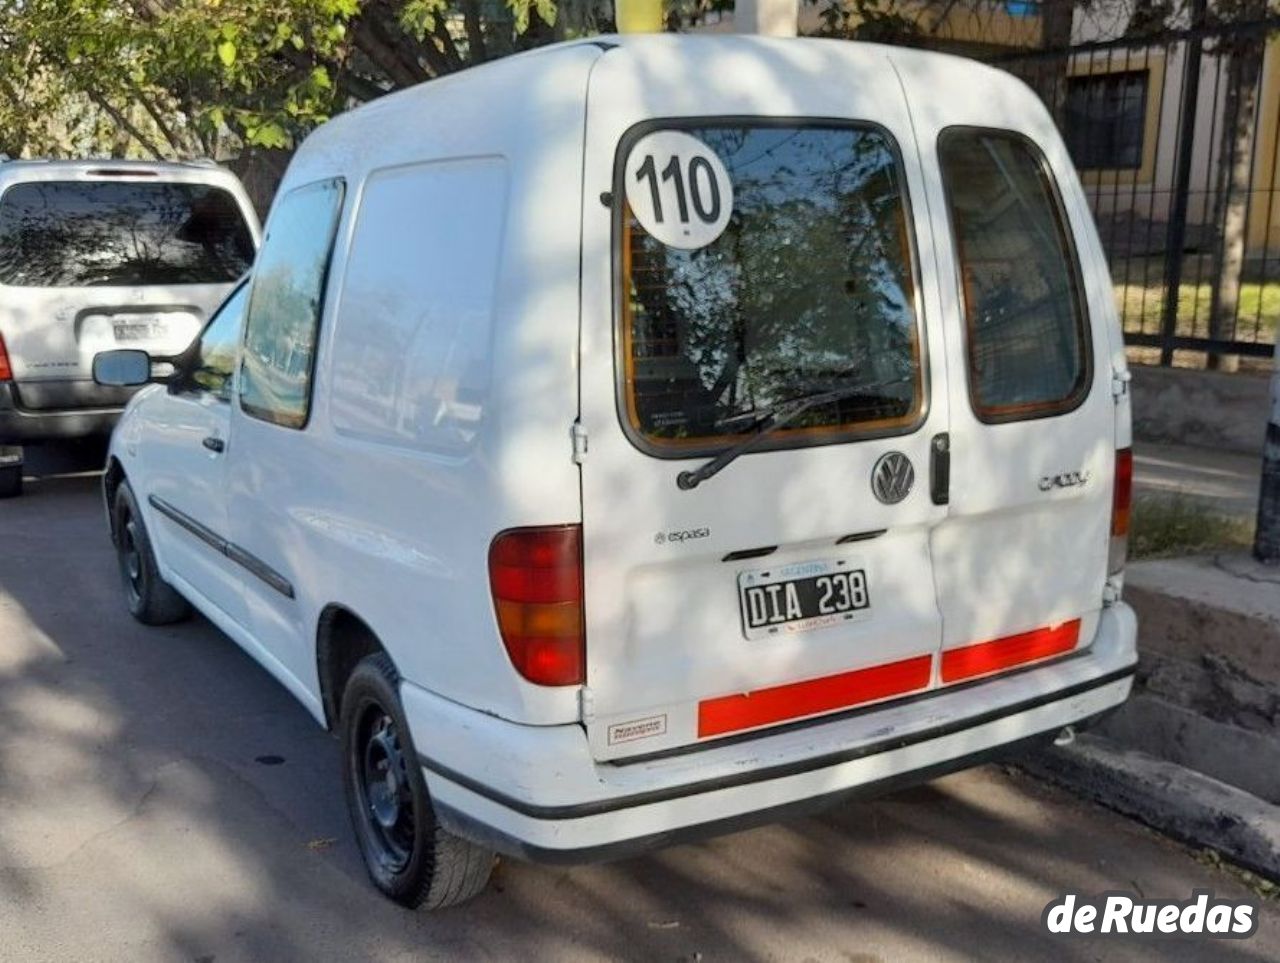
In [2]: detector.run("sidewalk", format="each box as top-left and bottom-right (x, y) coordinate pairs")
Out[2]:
(1133, 441), (1260, 517)
(1022, 552), (1280, 880)
(1020, 441), (1280, 879)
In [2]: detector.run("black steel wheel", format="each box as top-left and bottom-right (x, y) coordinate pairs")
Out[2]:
(340, 652), (495, 909)
(112, 480), (191, 625)
(354, 703), (416, 874)
(119, 509), (146, 610)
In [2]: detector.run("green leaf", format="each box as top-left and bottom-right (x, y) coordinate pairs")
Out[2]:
(534, 0), (557, 27)
(247, 120), (289, 149)
(217, 40), (236, 67)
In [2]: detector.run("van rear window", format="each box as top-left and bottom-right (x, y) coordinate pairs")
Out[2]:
(619, 122), (922, 455)
(938, 129), (1090, 421)
(0, 180), (254, 287)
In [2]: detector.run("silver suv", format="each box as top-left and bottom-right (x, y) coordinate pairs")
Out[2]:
(0, 159), (260, 496)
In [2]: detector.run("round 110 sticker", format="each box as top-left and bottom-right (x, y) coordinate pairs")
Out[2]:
(624, 131), (734, 250)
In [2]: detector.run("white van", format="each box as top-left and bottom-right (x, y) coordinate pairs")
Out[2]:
(0, 159), (259, 496)
(94, 35), (1138, 909)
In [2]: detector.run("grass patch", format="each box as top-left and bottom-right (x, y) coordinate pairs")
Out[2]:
(1130, 493), (1255, 560)
(1115, 281), (1280, 340)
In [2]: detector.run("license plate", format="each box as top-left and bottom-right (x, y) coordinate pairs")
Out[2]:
(738, 558), (871, 640)
(113, 317), (165, 341)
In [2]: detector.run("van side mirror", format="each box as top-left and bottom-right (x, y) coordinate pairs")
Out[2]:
(92, 349), (153, 387)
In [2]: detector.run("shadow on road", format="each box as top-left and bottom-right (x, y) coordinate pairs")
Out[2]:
(0, 466), (1275, 961)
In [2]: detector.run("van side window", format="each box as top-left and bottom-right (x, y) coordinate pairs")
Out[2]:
(938, 129), (1090, 422)
(239, 178), (345, 429)
(178, 281), (248, 402)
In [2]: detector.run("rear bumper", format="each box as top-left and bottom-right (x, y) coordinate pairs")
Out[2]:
(403, 603), (1138, 863)
(0, 382), (124, 442)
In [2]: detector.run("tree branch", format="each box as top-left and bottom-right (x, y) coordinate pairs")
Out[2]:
(432, 17), (465, 72)
(133, 87), (188, 155)
(462, 0), (488, 63)
(335, 68), (389, 103)
(354, 13), (433, 85)
(86, 92), (166, 159)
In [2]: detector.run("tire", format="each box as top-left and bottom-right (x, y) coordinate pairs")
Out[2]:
(0, 464), (21, 499)
(112, 480), (192, 625)
(340, 652), (495, 910)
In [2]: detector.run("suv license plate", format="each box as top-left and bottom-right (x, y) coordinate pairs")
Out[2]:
(738, 558), (871, 640)
(114, 318), (165, 341)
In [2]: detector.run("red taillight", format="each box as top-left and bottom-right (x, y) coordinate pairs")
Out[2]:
(0, 332), (11, 382)
(1112, 448), (1133, 536)
(489, 525), (584, 687)
(1110, 447), (1133, 574)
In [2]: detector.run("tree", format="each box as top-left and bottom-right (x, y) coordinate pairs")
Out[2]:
(0, 0), (570, 160)
(1206, 0), (1273, 372)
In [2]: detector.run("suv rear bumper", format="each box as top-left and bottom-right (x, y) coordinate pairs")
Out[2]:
(0, 382), (124, 443)
(403, 603), (1138, 863)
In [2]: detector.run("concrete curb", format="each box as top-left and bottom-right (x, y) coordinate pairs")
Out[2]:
(1097, 693), (1280, 803)
(1019, 733), (1280, 882)
(1126, 556), (1280, 689)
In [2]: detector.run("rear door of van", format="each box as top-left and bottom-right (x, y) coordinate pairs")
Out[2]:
(892, 57), (1120, 681)
(578, 44), (952, 760)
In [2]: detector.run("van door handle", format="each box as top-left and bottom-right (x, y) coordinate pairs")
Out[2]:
(202, 436), (225, 454)
(930, 433), (950, 505)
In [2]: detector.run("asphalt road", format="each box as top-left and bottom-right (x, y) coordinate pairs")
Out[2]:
(1132, 441), (1261, 518)
(2, 448), (1278, 962)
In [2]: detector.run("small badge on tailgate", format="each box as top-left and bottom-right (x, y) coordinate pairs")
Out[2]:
(871, 451), (914, 504)
(1039, 469), (1090, 491)
(607, 714), (668, 745)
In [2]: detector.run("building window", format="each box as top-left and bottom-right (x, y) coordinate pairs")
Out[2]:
(1064, 70), (1149, 170)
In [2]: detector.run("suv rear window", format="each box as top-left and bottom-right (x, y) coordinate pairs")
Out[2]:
(0, 180), (254, 287)
(938, 129), (1090, 421)
(619, 122), (922, 455)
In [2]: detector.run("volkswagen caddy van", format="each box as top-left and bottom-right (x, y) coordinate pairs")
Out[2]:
(94, 36), (1138, 909)
(0, 159), (259, 496)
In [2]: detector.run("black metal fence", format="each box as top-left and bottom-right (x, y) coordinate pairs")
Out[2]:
(987, 15), (1280, 367)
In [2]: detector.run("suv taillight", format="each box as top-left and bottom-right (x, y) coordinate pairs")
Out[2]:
(0, 332), (11, 382)
(488, 525), (584, 686)
(1109, 447), (1133, 575)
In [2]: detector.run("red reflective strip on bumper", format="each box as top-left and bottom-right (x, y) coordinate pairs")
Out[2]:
(697, 654), (933, 739)
(941, 619), (1082, 684)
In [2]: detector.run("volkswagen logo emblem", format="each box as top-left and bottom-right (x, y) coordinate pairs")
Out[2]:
(871, 451), (915, 505)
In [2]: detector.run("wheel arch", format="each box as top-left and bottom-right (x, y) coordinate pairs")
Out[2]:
(103, 456), (127, 543)
(316, 604), (394, 731)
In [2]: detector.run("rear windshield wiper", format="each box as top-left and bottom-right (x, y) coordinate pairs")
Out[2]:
(676, 377), (908, 491)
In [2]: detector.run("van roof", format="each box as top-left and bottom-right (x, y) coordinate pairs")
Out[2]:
(327, 33), (1009, 118)
(284, 34), (1023, 191)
